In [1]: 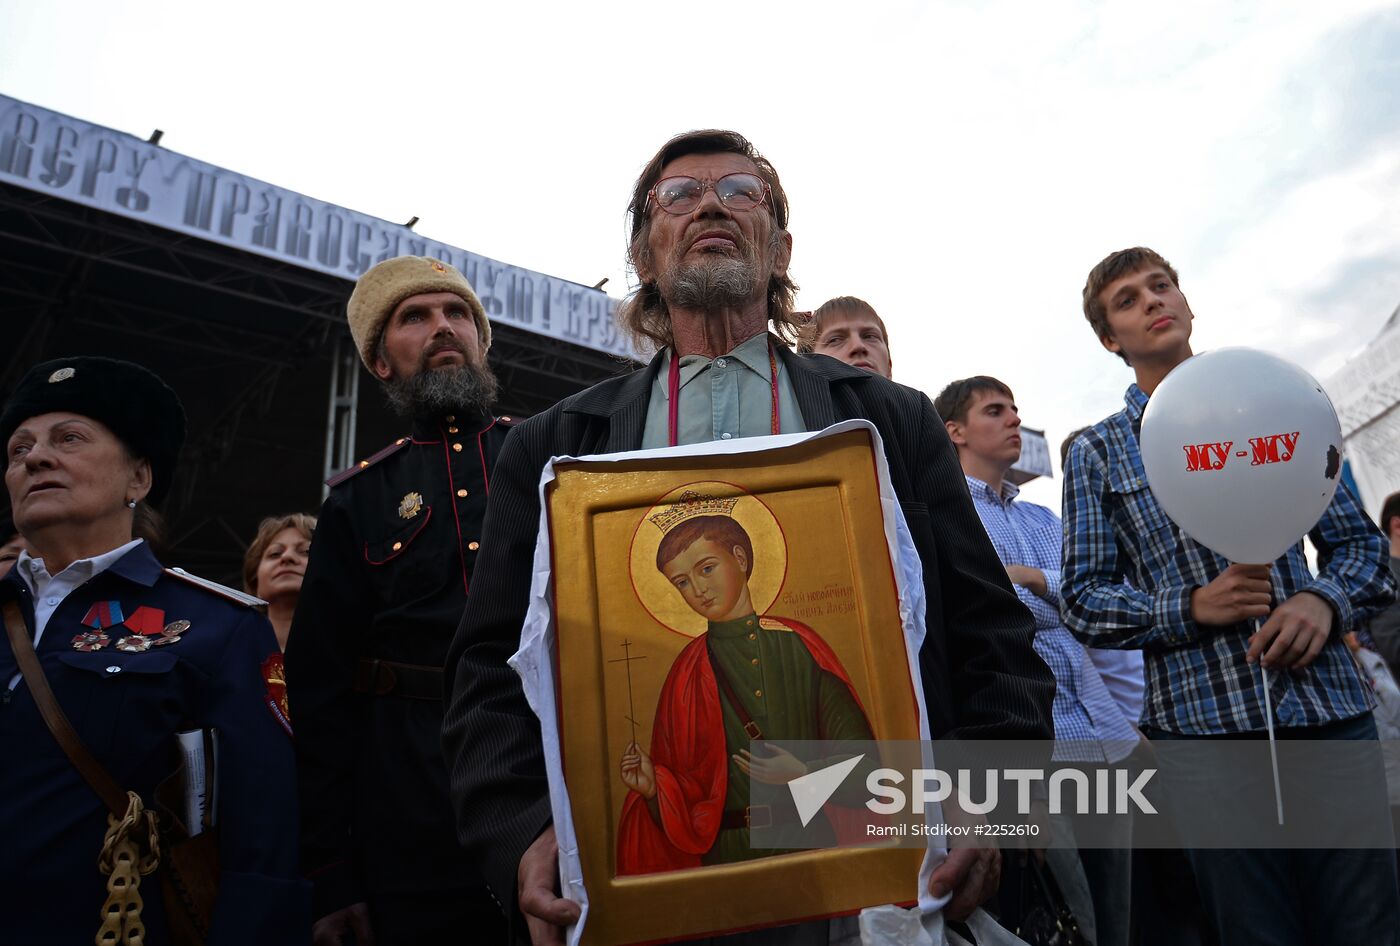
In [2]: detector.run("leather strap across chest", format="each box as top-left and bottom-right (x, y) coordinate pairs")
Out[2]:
(4, 600), (129, 814)
(705, 637), (763, 741)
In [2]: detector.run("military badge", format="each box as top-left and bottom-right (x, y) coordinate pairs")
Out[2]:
(262, 653), (293, 737)
(398, 491), (424, 520)
(81, 600), (125, 629)
(71, 632), (109, 651)
(48, 367), (76, 383)
(151, 619), (191, 647)
(115, 635), (152, 653)
(430, 260), (447, 273)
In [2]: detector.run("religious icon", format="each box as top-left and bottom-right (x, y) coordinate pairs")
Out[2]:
(542, 426), (924, 946)
(614, 489), (877, 875)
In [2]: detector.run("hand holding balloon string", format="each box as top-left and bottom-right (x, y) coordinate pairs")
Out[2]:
(1191, 565), (1332, 669)
(1246, 590), (1333, 670)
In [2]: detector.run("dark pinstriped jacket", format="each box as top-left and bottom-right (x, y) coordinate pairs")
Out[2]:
(441, 339), (1054, 922)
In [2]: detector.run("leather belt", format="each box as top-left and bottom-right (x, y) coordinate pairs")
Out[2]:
(352, 658), (443, 701)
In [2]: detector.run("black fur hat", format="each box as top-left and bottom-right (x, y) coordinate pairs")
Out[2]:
(0, 357), (187, 507)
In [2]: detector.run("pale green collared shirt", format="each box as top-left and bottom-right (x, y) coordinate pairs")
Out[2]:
(641, 332), (806, 449)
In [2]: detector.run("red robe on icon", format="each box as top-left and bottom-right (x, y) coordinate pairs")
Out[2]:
(616, 616), (870, 875)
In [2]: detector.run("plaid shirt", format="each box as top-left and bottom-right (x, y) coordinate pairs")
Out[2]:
(1061, 384), (1396, 735)
(966, 475), (1138, 761)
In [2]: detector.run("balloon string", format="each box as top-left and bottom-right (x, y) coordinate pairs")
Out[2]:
(1253, 616), (1285, 826)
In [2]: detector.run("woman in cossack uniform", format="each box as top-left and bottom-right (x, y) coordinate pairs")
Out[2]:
(0, 356), (309, 945)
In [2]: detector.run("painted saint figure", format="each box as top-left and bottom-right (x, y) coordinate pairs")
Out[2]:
(617, 508), (875, 875)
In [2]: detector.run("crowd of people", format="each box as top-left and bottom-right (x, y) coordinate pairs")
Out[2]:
(1, 128), (1398, 946)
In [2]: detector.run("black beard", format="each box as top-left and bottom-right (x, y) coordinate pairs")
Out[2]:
(383, 361), (499, 420)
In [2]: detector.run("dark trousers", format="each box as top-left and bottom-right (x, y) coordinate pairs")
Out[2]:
(1145, 713), (1400, 946)
(371, 886), (507, 946)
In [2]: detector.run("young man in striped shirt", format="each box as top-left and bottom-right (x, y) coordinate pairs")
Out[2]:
(938, 375), (1139, 946)
(1060, 246), (1399, 945)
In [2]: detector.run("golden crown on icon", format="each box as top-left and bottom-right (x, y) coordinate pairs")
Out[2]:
(648, 490), (740, 532)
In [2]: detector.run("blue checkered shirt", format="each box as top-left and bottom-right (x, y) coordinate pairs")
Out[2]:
(966, 475), (1139, 761)
(1060, 384), (1397, 735)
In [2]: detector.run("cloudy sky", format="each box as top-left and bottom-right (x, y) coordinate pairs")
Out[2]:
(4, 0), (1397, 508)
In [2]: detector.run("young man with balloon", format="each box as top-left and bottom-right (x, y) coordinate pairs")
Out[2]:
(1060, 246), (1399, 946)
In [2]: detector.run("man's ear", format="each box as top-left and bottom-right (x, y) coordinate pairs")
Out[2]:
(771, 231), (793, 279)
(945, 420), (965, 446)
(372, 354), (394, 382)
(1098, 331), (1122, 357)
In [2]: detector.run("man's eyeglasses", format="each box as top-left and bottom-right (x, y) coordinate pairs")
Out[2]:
(646, 172), (771, 216)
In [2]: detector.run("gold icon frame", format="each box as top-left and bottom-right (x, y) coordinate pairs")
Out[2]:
(545, 429), (925, 945)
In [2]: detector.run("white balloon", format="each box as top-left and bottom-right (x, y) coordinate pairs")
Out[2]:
(1139, 348), (1344, 565)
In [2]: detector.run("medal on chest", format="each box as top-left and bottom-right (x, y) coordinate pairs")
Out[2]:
(398, 491), (424, 520)
(71, 600), (194, 652)
(71, 600), (125, 650)
(114, 605), (165, 652)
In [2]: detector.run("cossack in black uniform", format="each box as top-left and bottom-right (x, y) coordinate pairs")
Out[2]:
(285, 254), (514, 942)
(288, 411), (512, 923)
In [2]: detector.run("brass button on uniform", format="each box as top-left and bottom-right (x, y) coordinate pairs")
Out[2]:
(748, 632), (756, 641)
(750, 658), (759, 666)
(746, 619), (754, 626)
(468, 541), (480, 551)
(452, 443), (463, 453)
(392, 541), (403, 551)
(448, 426), (459, 434)
(457, 489), (468, 498)
(754, 689), (763, 698)
(446, 415), (455, 422)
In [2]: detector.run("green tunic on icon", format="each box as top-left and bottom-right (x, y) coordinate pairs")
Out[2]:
(703, 612), (875, 864)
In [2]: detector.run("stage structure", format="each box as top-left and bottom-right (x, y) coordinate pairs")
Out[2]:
(0, 93), (638, 582)
(1325, 302), (1400, 521)
(1008, 426), (1052, 485)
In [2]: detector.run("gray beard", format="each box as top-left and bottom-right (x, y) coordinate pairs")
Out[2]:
(659, 253), (760, 311)
(383, 362), (499, 420)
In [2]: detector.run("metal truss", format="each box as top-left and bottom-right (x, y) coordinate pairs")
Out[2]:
(0, 180), (638, 578)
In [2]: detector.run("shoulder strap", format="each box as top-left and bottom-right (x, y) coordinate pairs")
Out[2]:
(705, 638), (763, 741)
(163, 567), (265, 608)
(3, 601), (128, 816)
(325, 436), (411, 488)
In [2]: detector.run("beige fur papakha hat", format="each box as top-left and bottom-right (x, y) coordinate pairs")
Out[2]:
(346, 256), (492, 371)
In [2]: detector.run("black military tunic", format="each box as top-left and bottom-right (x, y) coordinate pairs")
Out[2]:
(286, 409), (512, 941)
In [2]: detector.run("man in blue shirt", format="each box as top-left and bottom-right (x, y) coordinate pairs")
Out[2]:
(939, 375), (1138, 946)
(1061, 246), (1399, 945)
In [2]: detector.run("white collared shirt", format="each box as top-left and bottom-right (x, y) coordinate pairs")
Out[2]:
(8, 538), (144, 689)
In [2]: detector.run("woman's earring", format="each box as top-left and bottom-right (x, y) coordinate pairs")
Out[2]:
(127, 500), (137, 509)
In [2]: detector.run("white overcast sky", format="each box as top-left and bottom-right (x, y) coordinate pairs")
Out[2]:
(4, 0), (1398, 509)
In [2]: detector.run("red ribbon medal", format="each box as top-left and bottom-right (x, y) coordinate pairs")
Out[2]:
(122, 606), (167, 636)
